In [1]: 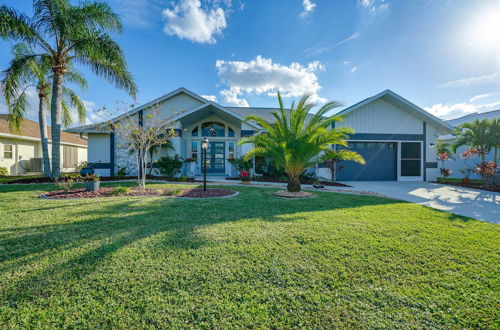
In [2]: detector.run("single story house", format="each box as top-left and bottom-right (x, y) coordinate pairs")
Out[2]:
(68, 88), (453, 181)
(439, 109), (499, 180)
(0, 114), (88, 175)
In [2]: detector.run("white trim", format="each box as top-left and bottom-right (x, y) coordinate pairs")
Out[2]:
(0, 132), (87, 148)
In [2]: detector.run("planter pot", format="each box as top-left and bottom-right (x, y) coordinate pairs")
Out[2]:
(461, 178), (471, 184)
(85, 181), (100, 192)
(241, 181), (251, 185)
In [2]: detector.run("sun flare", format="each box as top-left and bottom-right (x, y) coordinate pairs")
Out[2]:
(467, 4), (500, 51)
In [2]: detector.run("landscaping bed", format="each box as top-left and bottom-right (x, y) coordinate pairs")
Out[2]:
(226, 176), (351, 187)
(1, 175), (196, 185)
(42, 187), (236, 199)
(433, 181), (500, 193)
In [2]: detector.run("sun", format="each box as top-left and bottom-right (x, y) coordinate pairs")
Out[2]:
(466, 4), (500, 51)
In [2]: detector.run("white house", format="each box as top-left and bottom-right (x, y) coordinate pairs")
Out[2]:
(0, 114), (88, 175)
(68, 88), (453, 181)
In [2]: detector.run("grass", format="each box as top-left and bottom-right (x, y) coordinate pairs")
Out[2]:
(436, 177), (483, 184)
(0, 174), (43, 183)
(0, 182), (498, 328)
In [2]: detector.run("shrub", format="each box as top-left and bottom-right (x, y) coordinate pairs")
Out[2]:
(54, 176), (80, 192)
(476, 161), (497, 186)
(0, 166), (8, 176)
(75, 161), (88, 173)
(84, 174), (100, 182)
(439, 168), (452, 182)
(228, 157), (253, 172)
(163, 187), (182, 196)
(240, 170), (250, 182)
(116, 167), (127, 178)
(156, 155), (183, 178)
(110, 186), (131, 196)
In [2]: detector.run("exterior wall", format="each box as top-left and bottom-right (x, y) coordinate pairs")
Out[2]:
(337, 99), (423, 134)
(438, 137), (496, 180)
(0, 138), (40, 175)
(88, 133), (111, 177)
(143, 93), (204, 123)
(425, 124), (439, 181)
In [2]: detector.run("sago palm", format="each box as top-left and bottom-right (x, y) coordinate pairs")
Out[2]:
(319, 149), (365, 183)
(1, 43), (88, 177)
(1, 0), (136, 177)
(240, 93), (354, 192)
(452, 119), (491, 162)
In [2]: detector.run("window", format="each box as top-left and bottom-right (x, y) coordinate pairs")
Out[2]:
(191, 126), (199, 137)
(228, 141), (235, 160)
(191, 141), (198, 161)
(228, 127), (235, 137)
(63, 146), (78, 168)
(401, 142), (421, 176)
(202, 122), (225, 137)
(3, 145), (13, 159)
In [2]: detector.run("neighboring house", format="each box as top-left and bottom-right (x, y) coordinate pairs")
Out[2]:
(68, 88), (453, 181)
(0, 114), (88, 175)
(439, 109), (499, 180)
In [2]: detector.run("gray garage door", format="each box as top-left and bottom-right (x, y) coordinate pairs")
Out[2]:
(337, 142), (397, 181)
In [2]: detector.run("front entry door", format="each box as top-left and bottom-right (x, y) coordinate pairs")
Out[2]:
(206, 142), (225, 173)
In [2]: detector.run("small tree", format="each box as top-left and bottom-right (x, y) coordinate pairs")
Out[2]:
(319, 149), (365, 183)
(97, 104), (175, 190)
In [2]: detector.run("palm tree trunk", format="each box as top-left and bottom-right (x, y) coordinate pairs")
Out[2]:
(50, 72), (64, 178)
(38, 91), (51, 177)
(494, 147), (498, 165)
(287, 174), (301, 192)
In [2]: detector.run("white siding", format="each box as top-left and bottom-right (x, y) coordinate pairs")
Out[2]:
(0, 138), (39, 175)
(338, 99), (423, 134)
(143, 93), (204, 124)
(88, 134), (110, 163)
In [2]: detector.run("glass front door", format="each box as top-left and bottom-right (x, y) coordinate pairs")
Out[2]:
(205, 142), (225, 173)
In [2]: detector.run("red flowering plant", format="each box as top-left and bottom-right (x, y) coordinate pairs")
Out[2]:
(476, 161), (498, 186)
(239, 170), (251, 182)
(458, 148), (478, 182)
(437, 151), (452, 183)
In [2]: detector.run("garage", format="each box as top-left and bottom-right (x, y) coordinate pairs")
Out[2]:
(337, 142), (397, 181)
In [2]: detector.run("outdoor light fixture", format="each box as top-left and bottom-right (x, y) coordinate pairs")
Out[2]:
(202, 137), (209, 191)
(429, 142), (435, 147)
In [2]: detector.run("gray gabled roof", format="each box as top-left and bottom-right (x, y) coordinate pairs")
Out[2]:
(446, 109), (500, 127)
(337, 89), (454, 133)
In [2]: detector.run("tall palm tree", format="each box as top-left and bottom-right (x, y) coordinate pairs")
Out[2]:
(1, 43), (88, 177)
(452, 119), (491, 162)
(240, 93), (354, 192)
(319, 149), (365, 183)
(0, 1), (136, 177)
(489, 118), (499, 165)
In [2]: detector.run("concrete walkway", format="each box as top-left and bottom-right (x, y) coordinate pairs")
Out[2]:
(345, 181), (499, 224)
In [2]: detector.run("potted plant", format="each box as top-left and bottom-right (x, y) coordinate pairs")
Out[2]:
(84, 174), (100, 192)
(312, 179), (324, 189)
(240, 170), (251, 184)
(439, 168), (452, 183)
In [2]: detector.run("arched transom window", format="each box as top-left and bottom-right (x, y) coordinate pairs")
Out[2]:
(202, 122), (225, 137)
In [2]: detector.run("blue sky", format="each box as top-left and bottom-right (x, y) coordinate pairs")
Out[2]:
(1, 0), (500, 125)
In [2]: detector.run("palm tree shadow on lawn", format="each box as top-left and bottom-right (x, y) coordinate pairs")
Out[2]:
(0, 184), (471, 307)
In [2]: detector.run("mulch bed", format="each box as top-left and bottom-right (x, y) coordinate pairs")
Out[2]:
(3, 175), (196, 184)
(226, 176), (351, 187)
(272, 190), (314, 198)
(433, 181), (500, 193)
(41, 187), (237, 199)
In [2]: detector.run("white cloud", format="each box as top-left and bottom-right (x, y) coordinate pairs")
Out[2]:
(201, 94), (218, 102)
(437, 72), (499, 88)
(358, 0), (389, 13)
(350, 66), (358, 73)
(425, 100), (500, 119)
(162, 0), (227, 44)
(470, 93), (490, 102)
(300, 0), (316, 17)
(304, 32), (360, 57)
(215, 55), (327, 106)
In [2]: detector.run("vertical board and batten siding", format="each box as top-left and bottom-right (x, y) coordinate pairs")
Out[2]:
(143, 93), (204, 124)
(337, 99), (423, 134)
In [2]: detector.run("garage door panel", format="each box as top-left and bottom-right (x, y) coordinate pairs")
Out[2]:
(337, 142), (397, 181)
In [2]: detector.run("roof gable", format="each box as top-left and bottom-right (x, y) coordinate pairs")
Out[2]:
(337, 90), (453, 133)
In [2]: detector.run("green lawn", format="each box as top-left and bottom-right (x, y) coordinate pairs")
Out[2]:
(0, 182), (498, 328)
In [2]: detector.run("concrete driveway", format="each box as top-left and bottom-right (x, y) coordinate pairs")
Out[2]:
(344, 181), (499, 224)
